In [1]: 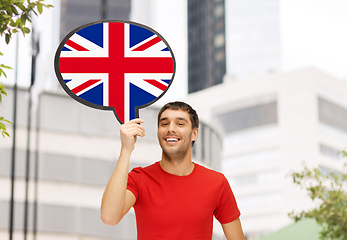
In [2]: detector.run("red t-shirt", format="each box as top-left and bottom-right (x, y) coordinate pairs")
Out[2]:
(127, 162), (240, 240)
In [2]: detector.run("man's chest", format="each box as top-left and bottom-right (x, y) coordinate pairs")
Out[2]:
(135, 180), (219, 227)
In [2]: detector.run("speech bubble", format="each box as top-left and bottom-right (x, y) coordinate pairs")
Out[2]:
(54, 20), (175, 124)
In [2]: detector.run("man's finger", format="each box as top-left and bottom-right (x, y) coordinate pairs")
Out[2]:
(126, 127), (145, 136)
(123, 124), (145, 133)
(126, 118), (145, 124)
(121, 123), (145, 137)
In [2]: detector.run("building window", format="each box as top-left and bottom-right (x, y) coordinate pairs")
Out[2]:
(215, 50), (225, 62)
(217, 102), (277, 133)
(319, 144), (344, 161)
(319, 166), (345, 180)
(214, 33), (225, 48)
(318, 97), (347, 133)
(229, 170), (282, 187)
(214, 4), (224, 17)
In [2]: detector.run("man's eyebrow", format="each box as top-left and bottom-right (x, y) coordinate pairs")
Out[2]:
(176, 117), (188, 122)
(159, 117), (188, 122)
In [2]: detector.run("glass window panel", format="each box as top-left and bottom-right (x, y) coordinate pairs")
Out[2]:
(318, 97), (347, 133)
(217, 102), (277, 133)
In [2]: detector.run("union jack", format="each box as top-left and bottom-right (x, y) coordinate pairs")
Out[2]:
(55, 21), (175, 124)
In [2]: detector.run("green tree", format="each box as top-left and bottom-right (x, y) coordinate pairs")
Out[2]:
(288, 150), (347, 240)
(0, 0), (53, 137)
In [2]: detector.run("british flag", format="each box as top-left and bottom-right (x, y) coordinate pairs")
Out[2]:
(56, 21), (175, 124)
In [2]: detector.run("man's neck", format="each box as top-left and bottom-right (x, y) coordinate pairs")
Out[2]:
(159, 157), (195, 176)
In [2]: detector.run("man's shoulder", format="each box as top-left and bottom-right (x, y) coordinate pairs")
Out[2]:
(195, 163), (226, 181)
(130, 161), (159, 174)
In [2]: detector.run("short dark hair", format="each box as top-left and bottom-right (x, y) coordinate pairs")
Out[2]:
(157, 101), (199, 146)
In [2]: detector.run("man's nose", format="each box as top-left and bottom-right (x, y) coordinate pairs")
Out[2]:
(168, 123), (176, 132)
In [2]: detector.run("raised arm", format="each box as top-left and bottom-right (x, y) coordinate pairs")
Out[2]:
(100, 118), (145, 226)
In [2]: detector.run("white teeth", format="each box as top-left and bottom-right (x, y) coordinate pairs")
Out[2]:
(166, 138), (178, 142)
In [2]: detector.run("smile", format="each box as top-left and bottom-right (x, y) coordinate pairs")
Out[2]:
(165, 137), (180, 143)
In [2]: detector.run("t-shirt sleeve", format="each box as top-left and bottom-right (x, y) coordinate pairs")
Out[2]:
(214, 176), (241, 224)
(126, 168), (141, 204)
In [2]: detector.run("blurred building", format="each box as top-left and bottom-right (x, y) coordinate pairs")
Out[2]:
(0, 86), (222, 240)
(130, 0), (189, 102)
(187, 0), (226, 93)
(225, 0), (281, 80)
(186, 67), (347, 240)
(60, 0), (131, 41)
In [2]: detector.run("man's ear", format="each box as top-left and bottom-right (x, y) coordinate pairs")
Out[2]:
(191, 127), (199, 142)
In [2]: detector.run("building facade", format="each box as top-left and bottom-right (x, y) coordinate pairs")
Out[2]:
(60, 0), (131, 41)
(186, 68), (347, 240)
(187, 0), (227, 93)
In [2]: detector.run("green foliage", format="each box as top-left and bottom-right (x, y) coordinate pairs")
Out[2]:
(0, 83), (12, 137)
(288, 151), (347, 240)
(0, 60), (12, 78)
(0, 0), (53, 43)
(0, 81), (9, 103)
(0, 116), (11, 137)
(0, 50), (12, 138)
(0, 0), (53, 138)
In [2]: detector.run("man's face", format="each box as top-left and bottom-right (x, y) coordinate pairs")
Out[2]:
(157, 109), (198, 160)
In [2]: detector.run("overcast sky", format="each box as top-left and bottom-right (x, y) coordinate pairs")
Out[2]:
(280, 0), (347, 80)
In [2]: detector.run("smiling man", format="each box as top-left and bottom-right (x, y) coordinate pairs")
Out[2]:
(101, 101), (245, 240)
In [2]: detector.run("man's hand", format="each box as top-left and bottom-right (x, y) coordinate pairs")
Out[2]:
(120, 118), (145, 152)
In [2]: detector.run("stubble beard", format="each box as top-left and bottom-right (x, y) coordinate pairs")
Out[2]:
(162, 143), (190, 164)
